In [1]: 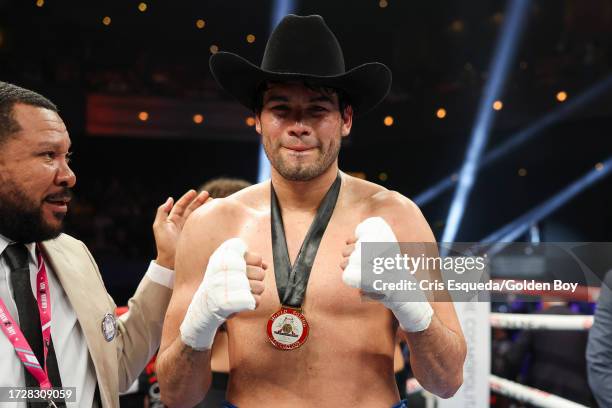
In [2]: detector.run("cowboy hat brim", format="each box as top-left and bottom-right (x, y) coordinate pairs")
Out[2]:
(210, 51), (392, 116)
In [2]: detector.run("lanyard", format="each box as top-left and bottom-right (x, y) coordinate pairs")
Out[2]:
(0, 244), (53, 389)
(270, 173), (341, 308)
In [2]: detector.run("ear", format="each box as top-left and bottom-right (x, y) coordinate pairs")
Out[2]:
(255, 114), (262, 135)
(340, 105), (353, 138)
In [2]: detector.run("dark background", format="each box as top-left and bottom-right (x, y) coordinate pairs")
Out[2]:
(1, 0), (611, 303)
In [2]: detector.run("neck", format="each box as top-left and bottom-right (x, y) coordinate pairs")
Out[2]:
(270, 163), (339, 212)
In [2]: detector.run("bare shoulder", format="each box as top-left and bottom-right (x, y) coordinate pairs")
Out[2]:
(174, 197), (240, 275)
(342, 172), (418, 217)
(343, 173), (434, 242)
(176, 181), (268, 278)
(160, 183), (271, 354)
(222, 180), (270, 212)
(185, 181), (268, 237)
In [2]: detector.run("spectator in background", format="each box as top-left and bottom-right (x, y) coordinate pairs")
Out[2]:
(587, 270), (612, 407)
(504, 298), (595, 406)
(198, 177), (251, 201)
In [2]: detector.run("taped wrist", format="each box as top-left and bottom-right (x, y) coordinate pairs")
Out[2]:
(388, 300), (433, 332)
(180, 292), (225, 350)
(179, 238), (255, 350)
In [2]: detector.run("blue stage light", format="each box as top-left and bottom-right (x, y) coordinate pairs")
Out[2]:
(482, 157), (612, 255)
(257, 0), (298, 183)
(439, 0), (530, 243)
(415, 75), (612, 207)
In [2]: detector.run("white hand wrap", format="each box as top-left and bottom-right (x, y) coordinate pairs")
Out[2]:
(342, 217), (434, 332)
(180, 238), (256, 350)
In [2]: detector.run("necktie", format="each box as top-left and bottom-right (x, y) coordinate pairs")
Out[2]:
(5, 243), (65, 407)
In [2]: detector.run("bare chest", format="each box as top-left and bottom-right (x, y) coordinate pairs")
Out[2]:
(222, 194), (399, 404)
(237, 209), (366, 318)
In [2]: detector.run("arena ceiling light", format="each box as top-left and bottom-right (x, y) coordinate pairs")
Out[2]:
(414, 74), (612, 207)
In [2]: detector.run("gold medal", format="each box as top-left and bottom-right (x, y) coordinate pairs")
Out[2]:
(268, 174), (341, 351)
(267, 306), (309, 350)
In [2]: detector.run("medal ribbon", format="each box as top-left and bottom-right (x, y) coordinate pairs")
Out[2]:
(271, 174), (342, 308)
(0, 244), (54, 389)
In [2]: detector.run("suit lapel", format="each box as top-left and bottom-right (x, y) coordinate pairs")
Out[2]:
(40, 238), (116, 408)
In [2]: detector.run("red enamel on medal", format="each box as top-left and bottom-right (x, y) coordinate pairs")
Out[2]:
(267, 307), (309, 350)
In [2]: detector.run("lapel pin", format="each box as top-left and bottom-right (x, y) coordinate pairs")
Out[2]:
(101, 313), (117, 342)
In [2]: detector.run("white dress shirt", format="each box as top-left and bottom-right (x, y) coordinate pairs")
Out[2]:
(0, 234), (174, 408)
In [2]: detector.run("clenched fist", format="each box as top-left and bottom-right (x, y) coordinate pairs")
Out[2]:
(180, 238), (266, 350)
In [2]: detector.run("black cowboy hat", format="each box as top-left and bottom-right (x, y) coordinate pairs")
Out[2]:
(209, 14), (392, 116)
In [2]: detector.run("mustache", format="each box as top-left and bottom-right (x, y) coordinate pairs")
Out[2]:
(44, 189), (73, 202)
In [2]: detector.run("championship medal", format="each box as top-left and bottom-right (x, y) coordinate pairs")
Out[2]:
(268, 174), (341, 350)
(267, 307), (309, 350)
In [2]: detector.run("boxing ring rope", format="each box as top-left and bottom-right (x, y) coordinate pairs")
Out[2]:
(489, 312), (593, 330)
(407, 375), (590, 408)
(406, 309), (594, 406)
(488, 279), (598, 329)
(489, 375), (589, 408)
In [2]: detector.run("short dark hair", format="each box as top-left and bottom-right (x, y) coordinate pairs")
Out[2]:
(198, 177), (252, 199)
(252, 80), (351, 117)
(0, 81), (58, 146)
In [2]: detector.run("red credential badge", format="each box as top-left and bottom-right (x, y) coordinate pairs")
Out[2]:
(267, 307), (309, 350)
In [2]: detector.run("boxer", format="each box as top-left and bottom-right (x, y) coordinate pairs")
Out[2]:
(157, 15), (466, 407)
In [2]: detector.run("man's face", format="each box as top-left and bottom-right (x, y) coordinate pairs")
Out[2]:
(0, 104), (76, 243)
(256, 82), (353, 181)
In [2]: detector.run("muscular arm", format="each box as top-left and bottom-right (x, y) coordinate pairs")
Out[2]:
(402, 306), (466, 398)
(379, 192), (467, 398)
(156, 202), (237, 407)
(157, 336), (213, 408)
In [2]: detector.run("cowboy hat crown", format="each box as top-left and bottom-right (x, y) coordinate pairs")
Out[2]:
(209, 14), (391, 115)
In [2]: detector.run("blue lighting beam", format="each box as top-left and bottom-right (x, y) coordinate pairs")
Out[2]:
(441, 0), (530, 243)
(414, 74), (612, 207)
(257, 0), (298, 183)
(481, 157), (612, 255)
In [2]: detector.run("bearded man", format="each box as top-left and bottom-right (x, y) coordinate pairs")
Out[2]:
(0, 81), (207, 407)
(157, 15), (466, 408)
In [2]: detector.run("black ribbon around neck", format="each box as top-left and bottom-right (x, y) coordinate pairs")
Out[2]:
(271, 174), (341, 308)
